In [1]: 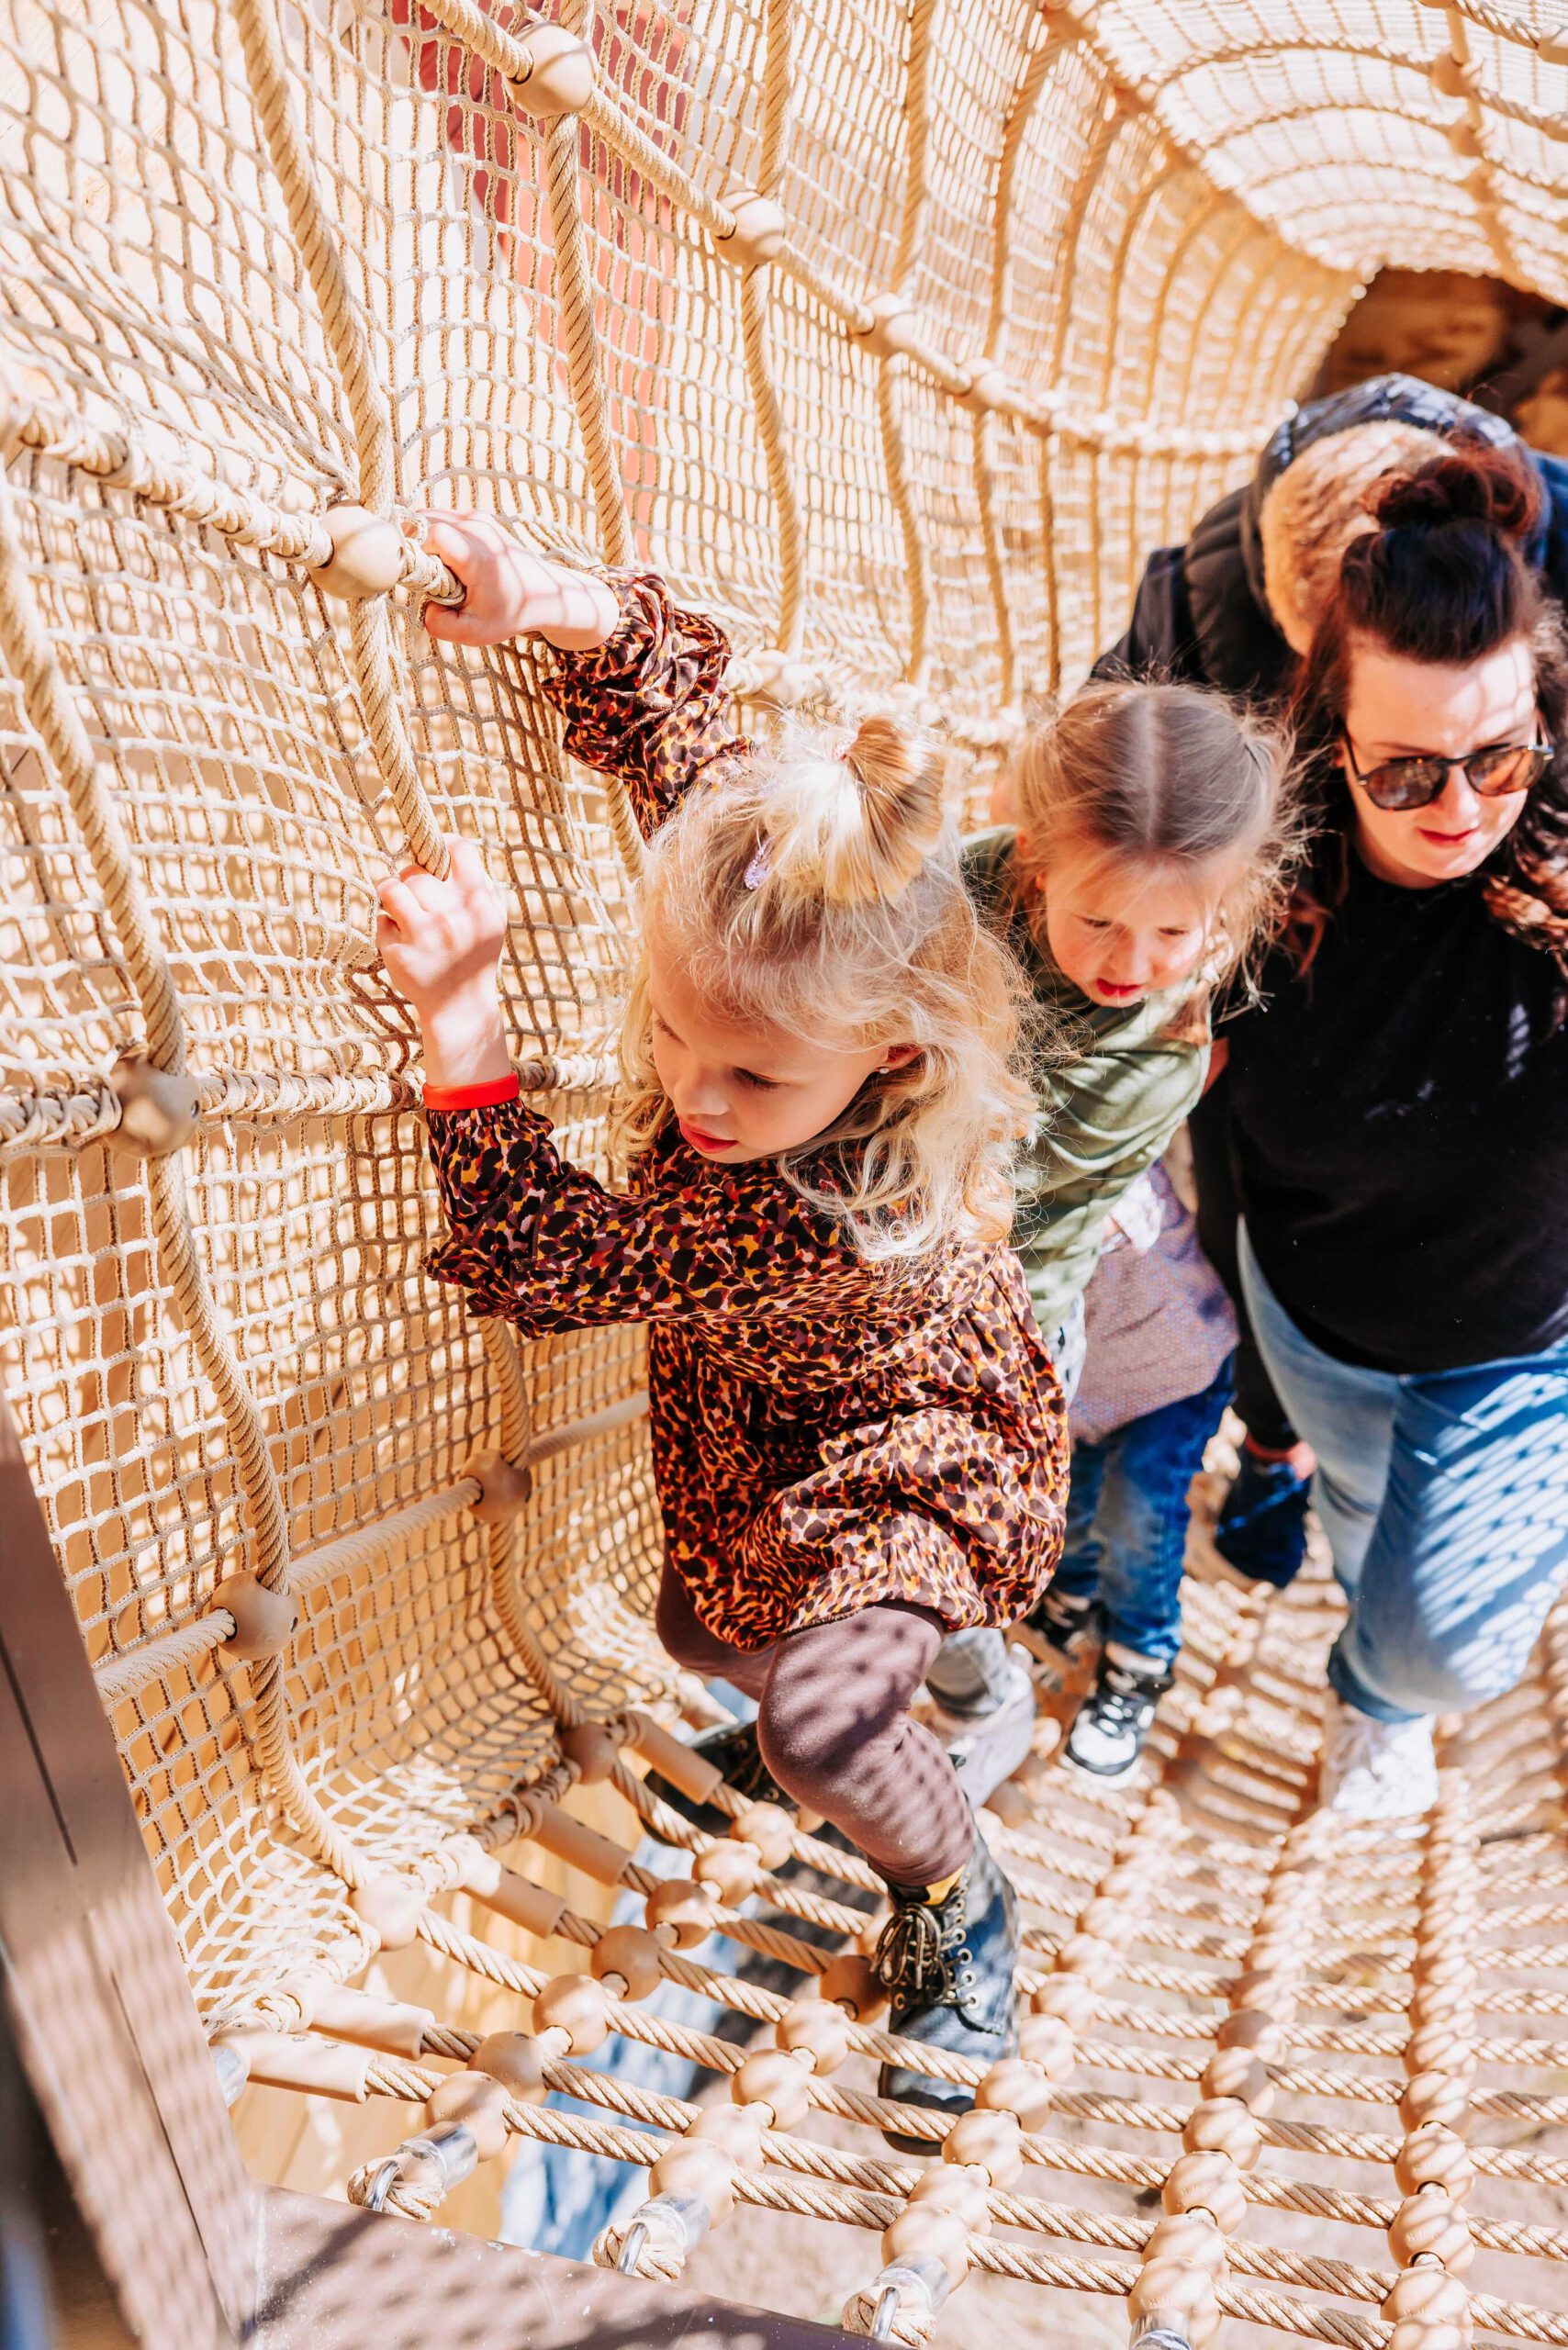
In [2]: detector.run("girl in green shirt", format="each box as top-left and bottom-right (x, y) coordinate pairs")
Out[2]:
(927, 681), (1295, 1762)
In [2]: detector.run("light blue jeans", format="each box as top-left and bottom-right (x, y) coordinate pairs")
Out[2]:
(1239, 1225), (1568, 1724)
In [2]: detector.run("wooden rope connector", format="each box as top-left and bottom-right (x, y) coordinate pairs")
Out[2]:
(717, 189), (787, 267)
(211, 1572), (297, 1662)
(504, 23), (595, 118)
(105, 1055), (201, 1158)
(308, 505), (405, 600)
(857, 294), (921, 362)
(350, 1874), (427, 1952)
(469, 2031), (549, 2103)
(466, 1449), (532, 1522)
(960, 360), (1010, 414)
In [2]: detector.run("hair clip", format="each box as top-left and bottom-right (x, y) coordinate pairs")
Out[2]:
(745, 839), (773, 890)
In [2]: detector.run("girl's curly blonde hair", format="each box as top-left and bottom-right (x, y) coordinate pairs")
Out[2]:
(614, 714), (1039, 1262)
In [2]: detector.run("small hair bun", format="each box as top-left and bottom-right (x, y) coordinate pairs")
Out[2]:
(1372, 437), (1541, 545)
(757, 713), (946, 907)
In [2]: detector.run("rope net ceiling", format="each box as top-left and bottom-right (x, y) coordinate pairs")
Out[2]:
(2, 0), (1568, 2338)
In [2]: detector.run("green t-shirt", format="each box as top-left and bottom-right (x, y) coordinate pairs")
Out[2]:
(964, 827), (1210, 1335)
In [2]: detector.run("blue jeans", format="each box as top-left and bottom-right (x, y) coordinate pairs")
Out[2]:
(1239, 1226), (1568, 1724)
(1057, 1357), (1235, 1670)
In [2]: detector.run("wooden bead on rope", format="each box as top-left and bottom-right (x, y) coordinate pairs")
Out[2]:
(424, 2071), (510, 2160)
(982, 1776), (1030, 1829)
(644, 1877), (718, 1950)
(1240, 1933), (1298, 1978)
(1394, 2123), (1475, 2201)
(909, 2165), (990, 2229)
(1182, 2098), (1263, 2171)
(532, 1973), (610, 2054)
(1077, 1897), (1133, 1945)
(1215, 2006), (1289, 2061)
(1428, 52), (1475, 97)
(1016, 2012), (1077, 2081)
(692, 1842), (761, 1905)
(775, 1996), (851, 2076)
(1030, 1974), (1098, 2032)
(942, 2107), (1022, 2187)
(1387, 2326), (1471, 2350)
(561, 1721), (620, 1784)
(1381, 2266), (1471, 2330)
(1228, 1970), (1297, 2022)
(1538, 27), (1568, 65)
(1201, 2047), (1274, 2112)
(649, 2140), (737, 2223)
(857, 293), (920, 363)
(591, 1925), (663, 2001)
(717, 189), (786, 268)
(881, 2208), (970, 2288)
(466, 1449), (532, 1523)
(975, 2057), (1055, 2132)
(730, 1801), (795, 1871)
(212, 1572), (297, 1662)
(1400, 2069), (1471, 2132)
(349, 1874), (426, 1952)
(1143, 2212), (1230, 2279)
(1161, 2151), (1248, 2236)
(308, 504), (405, 600)
(504, 22), (595, 118)
(1055, 1932), (1121, 1976)
(106, 1055), (202, 1157)
(1388, 2193), (1474, 2273)
(731, 2048), (811, 2129)
(960, 359), (1009, 415)
(469, 2031), (548, 2104)
(692, 2105), (766, 2164)
(818, 1953), (887, 2020)
(1128, 2258), (1222, 2349)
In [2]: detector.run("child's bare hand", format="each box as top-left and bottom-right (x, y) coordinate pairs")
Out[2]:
(420, 511), (621, 651)
(376, 837), (512, 1088)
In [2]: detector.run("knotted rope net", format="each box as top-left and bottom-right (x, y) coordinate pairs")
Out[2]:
(3, 0), (1568, 2340)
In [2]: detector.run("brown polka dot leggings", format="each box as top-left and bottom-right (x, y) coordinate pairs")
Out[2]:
(655, 1567), (975, 1887)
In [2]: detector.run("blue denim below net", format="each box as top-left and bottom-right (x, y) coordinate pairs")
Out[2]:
(1056, 1355), (1235, 1670)
(1238, 1225), (1568, 1725)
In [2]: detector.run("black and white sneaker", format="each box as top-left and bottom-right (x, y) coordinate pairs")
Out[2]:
(873, 1830), (1019, 2147)
(1021, 1586), (1101, 1689)
(1063, 1645), (1173, 1783)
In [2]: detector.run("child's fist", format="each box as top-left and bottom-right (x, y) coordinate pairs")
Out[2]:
(376, 838), (512, 1088)
(420, 512), (620, 651)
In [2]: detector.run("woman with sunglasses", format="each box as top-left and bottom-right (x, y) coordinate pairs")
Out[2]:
(1223, 438), (1568, 1819)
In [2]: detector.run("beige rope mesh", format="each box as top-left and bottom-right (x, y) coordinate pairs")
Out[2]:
(5, 0), (1568, 2337)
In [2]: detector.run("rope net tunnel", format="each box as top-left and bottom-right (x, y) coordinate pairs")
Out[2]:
(4, 0), (1568, 2339)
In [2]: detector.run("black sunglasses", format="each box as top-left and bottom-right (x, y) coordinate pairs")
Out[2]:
(1339, 725), (1554, 813)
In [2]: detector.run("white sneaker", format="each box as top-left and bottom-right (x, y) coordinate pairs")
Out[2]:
(1318, 1694), (1438, 1819)
(930, 1651), (1037, 1808)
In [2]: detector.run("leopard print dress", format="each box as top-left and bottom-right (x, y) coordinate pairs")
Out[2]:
(423, 573), (1067, 1650)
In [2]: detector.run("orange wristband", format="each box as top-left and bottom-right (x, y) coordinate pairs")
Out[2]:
(422, 1073), (521, 1112)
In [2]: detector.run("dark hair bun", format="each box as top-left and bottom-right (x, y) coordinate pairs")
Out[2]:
(1371, 437), (1541, 545)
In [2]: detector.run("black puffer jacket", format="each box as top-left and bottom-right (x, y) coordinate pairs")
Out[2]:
(1094, 374), (1568, 699)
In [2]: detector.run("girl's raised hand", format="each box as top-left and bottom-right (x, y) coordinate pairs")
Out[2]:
(376, 836), (513, 1090)
(420, 511), (620, 651)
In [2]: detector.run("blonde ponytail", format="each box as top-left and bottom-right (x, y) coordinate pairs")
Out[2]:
(754, 715), (946, 906)
(613, 708), (1039, 1263)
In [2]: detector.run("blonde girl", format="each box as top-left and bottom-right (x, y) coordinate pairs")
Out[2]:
(950, 682), (1294, 1764)
(377, 517), (1066, 2127)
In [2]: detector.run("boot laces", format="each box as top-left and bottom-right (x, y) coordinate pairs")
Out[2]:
(871, 1880), (967, 2006)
